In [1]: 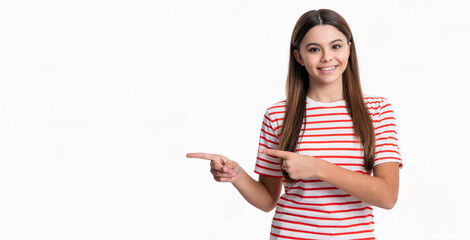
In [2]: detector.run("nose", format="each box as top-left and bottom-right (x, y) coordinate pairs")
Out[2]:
(321, 49), (333, 62)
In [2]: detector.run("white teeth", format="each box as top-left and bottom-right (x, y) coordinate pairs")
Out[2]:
(321, 66), (335, 71)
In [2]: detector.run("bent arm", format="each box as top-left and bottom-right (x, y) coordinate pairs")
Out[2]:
(316, 161), (400, 209)
(232, 169), (282, 212)
(260, 148), (400, 210)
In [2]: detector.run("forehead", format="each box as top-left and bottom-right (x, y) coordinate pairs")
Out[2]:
(301, 24), (347, 46)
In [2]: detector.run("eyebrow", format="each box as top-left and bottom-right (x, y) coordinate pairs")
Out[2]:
(305, 39), (344, 48)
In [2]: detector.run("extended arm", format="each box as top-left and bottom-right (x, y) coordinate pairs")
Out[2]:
(187, 152), (282, 212)
(232, 170), (282, 212)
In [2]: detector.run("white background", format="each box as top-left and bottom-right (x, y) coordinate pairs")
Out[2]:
(1, 0), (469, 239)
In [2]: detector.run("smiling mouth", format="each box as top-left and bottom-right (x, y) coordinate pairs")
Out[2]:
(318, 65), (338, 72)
(318, 66), (337, 71)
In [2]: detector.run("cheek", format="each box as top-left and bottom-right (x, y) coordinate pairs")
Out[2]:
(303, 56), (320, 68)
(342, 56), (349, 67)
(304, 60), (319, 74)
(335, 53), (349, 70)
(340, 51), (350, 64)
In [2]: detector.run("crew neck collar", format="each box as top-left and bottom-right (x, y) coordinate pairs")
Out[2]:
(306, 96), (345, 106)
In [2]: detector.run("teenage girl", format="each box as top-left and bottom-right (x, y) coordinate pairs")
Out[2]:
(187, 9), (402, 240)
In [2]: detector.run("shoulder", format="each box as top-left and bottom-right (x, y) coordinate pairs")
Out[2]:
(261, 100), (286, 128)
(363, 94), (388, 104)
(265, 100), (286, 115)
(363, 94), (393, 109)
(363, 95), (396, 120)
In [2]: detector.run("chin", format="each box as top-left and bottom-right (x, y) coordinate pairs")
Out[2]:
(312, 75), (342, 85)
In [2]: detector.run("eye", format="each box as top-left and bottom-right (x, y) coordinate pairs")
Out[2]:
(332, 44), (342, 49)
(308, 48), (320, 52)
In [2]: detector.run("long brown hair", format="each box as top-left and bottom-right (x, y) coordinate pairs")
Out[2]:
(280, 9), (375, 183)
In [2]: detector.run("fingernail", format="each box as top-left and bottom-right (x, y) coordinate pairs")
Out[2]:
(259, 149), (264, 153)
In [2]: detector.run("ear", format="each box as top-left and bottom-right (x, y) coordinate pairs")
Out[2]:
(293, 49), (305, 66)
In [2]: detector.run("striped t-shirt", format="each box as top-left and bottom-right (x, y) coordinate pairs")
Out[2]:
(255, 96), (402, 240)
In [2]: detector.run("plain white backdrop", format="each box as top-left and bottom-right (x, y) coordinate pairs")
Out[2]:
(1, 0), (469, 239)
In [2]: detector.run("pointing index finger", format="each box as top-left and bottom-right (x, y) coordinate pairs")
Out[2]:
(259, 148), (290, 159)
(186, 152), (217, 161)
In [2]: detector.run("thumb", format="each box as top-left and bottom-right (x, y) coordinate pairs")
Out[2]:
(220, 155), (231, 165)
(224, 160), (239, 176)
(213, 155), (230, 170)
(223, 159), (238, 173)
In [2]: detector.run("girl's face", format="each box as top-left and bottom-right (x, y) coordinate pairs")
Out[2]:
(294, 24), (350, 86)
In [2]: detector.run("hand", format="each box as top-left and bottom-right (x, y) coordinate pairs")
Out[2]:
(259, 149), (319, 180)
(186, 152), (241, 183)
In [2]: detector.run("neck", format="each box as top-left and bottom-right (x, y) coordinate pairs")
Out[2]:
(307, 78), (344, 103)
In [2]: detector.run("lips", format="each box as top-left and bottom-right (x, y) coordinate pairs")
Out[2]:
(318, 65), (338, 73)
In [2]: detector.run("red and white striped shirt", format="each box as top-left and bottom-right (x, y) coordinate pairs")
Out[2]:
(255, 96), (402, 240)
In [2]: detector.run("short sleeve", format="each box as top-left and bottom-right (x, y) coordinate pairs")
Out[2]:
(254, 110), (283, 178)
(374, 98), (403, 168)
